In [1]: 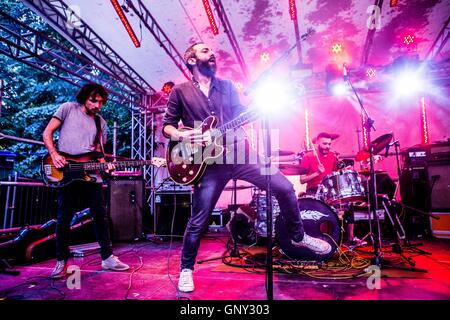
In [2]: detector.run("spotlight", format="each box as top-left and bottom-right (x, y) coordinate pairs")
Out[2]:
(392, 70), (423, 97)
(330, 81), (349, 96)
(252, 80), (297, 115)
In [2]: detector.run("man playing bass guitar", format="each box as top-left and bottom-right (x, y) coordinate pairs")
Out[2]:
(163, 42), (331, 293)
(42, 83), (129, 279)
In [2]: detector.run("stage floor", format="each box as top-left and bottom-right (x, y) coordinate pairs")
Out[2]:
(1, 231), (450, 301)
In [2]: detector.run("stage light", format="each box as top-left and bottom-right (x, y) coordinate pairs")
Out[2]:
(331, 43), (342, 54)
(110, 0), (140, 48)
(330, 81), (349, 96)
(420, 97), (429, 144)
(252, 80), (297, 115)
(366, 68), (376, 79)
(202, 0), (219, 35)
(289, 0), (297, 20)
(260, 52), (270, 64)
(392, 70), (423, 97)
(390, 0), (398, 7)
(403, 34), (415, 45)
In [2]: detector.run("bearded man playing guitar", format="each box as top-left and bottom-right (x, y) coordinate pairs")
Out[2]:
(43, 83), (129, 279)
(163, 43), (331, 293)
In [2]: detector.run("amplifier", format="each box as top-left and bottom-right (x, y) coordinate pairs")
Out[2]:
(154, 191), (192, 239)
(403, 141), (450, 167)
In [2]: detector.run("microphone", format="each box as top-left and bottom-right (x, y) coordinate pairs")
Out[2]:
(343, 63), (348, 81)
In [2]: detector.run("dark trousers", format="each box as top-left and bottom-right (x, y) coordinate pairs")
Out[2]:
(180, 164), (305, 270)
(56, 182), (113, 261)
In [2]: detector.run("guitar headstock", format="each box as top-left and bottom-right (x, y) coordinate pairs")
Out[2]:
(152, 157), (167, 167)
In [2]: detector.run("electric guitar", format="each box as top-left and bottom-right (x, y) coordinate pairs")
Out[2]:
(166, 109), (258, 185)
(41, 151), (166, 187)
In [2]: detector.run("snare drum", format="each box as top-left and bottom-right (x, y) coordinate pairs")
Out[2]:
(320, 170), (365, 204)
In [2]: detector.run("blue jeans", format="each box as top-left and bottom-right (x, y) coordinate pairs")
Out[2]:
(56, 182), (113, 261)
(180, 163), (305, 270)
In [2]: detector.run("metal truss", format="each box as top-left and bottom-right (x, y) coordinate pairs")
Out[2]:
(126, 0), (190, 80)
(0, 11), (141, 109)
(211, 0), (249, 81)
(426, 16), (450, 61)
(21, 0), (156, 94)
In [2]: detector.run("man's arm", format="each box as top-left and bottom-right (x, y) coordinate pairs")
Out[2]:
(43, 117), (67, 168)
(300, 165), (324, 184)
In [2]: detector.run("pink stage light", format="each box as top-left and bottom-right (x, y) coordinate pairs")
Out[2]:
(390, 0), (399, 7)
(403, 34), (415, 45)
(110, 0), (140, 48)
(420, 97), (429, 144)
(202, 0), (219, 35)
(289, 0), (297, 20)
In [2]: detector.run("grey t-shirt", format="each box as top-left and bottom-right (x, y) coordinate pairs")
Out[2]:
(53, 102), (108, 155)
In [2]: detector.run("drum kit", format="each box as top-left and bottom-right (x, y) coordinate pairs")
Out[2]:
(228, 133), (402, 262)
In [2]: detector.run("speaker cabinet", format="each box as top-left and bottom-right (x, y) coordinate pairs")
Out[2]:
(108, 178), (144, 241)
(155, 191), (192, 239)
(427, 162), (450, 210)
(400, 167), (431, 238)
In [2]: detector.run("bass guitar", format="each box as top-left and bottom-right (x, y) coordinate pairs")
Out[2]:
(41, 151), (166, 187)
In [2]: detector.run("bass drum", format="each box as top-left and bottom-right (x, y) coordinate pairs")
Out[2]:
(276, 197), (341, 261)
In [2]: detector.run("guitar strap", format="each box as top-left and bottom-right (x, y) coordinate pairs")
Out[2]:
(93, 115), (105, 156)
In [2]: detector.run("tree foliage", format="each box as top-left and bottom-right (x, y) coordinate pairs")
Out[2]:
(1, 0), (132, 179)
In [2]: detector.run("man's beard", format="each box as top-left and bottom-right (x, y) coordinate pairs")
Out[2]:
(318, 146), (329, 155)
(197, 59), (216, 77)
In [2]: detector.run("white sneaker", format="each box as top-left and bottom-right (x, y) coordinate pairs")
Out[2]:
(178, 269), (194, 292)
(50, 260), (68, 279)
(291, 234), (332, 255)
(101, 255), (129, 271)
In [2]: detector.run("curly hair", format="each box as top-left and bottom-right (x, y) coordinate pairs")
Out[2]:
(76, 83), (108, 104)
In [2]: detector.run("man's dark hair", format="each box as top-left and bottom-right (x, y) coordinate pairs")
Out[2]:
(76, 83), (108, 104)
(184, 42), (203, 73)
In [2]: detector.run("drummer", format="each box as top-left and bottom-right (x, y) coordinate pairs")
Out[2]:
(299, 132), (366, 247)
(299, 132), (339, 197)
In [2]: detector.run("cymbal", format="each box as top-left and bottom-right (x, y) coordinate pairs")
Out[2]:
(223, 184), (254, 191)
(271, 149), (295, 156)
(340, 159), (355, 167)
(278, 164), (308, 175)
(370, 133), (393, 155)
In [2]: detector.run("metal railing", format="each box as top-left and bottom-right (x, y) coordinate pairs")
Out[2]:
(1, 175), (58, 229)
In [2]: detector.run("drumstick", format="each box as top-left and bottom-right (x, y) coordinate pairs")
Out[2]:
(310, 137), (323, 168)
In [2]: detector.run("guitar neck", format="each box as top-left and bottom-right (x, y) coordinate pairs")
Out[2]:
(217, 110), (257, 135)
(74, 159), (154, 171)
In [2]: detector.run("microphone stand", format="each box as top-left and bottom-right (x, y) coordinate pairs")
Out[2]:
(344, 68), (382, 266)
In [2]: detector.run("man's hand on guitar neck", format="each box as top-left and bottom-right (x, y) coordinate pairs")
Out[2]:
(99, 158), (116, 174)
(50, 151), (68, 168)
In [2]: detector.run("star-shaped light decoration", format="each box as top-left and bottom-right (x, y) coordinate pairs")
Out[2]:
(403, 34), (415, 45)
(260, 52), (270, 63)
(366, 68), (376, 79)
(331, 43), (342, 54)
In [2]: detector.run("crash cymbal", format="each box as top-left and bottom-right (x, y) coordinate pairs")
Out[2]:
(223, 184), (254, 191)
(271, 149), (295, 156)
(278, 164), (308, 175)
(370, 133), (393, 155)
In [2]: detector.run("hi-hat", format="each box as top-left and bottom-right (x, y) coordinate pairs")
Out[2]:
(224, 184), (254, 191)
(277, 164), (308, 175)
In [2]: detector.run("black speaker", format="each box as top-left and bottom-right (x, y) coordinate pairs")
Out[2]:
(155, 191), (192, 239)
(108, 178), (144, 241)
(427, 162), (450, 210)
(400, 167), (431, 237)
